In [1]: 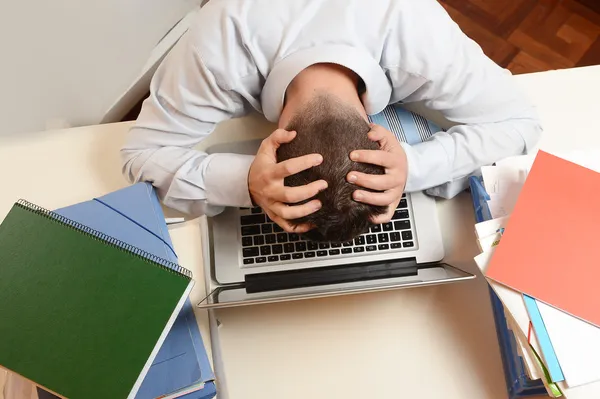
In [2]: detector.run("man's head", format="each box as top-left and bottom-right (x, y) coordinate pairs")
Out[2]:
(277, 94), (387, 242)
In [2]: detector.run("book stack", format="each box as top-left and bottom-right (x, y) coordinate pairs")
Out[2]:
(470, 150), (600, 399)
(0, 183), (216, 399)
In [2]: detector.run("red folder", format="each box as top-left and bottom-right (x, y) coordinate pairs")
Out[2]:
(486, 151), (600, 327)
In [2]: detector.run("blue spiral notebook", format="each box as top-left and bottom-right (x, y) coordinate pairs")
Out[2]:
(470, 176), (547, 399)
(38, 183), (216, 399)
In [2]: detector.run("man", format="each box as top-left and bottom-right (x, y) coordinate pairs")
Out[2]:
(121, 0), (541, 237)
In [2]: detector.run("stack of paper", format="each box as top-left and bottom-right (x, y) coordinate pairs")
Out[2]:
(474, 149), (600, 398)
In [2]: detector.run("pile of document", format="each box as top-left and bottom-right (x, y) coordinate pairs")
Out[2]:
(474, 149), (600, 399)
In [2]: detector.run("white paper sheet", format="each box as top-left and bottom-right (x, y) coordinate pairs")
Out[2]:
(538, 301), (600, 388)
(481, 163), (529, 218)
(474, 216), (509, 239)
(477, 232), (502, 252)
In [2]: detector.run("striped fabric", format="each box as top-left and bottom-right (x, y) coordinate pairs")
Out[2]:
(368, 104), (443, 145)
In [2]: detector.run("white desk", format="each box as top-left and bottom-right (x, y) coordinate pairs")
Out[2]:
(1, 66), (599, 399)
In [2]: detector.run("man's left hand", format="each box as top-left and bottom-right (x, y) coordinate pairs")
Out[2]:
(346, 124), (408, 224)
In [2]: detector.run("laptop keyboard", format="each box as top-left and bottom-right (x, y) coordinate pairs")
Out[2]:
(238, 194), (417, 266)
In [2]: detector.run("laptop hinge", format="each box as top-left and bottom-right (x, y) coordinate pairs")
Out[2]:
(244, 258), (419, 294)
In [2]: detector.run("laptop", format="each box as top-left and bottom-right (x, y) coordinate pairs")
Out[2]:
(198, 108), (474, 308)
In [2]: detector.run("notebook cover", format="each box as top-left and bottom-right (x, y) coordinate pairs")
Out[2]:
(0, 202), (192, 399)
(54, 183), (215, 399)
(486, 151), (600, 327)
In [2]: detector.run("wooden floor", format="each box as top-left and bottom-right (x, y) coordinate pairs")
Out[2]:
(438, 0), (600, 74)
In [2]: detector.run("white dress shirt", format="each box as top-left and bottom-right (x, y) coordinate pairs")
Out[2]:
(122, 0), (541, 217)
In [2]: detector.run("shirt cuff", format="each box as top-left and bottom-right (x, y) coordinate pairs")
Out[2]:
(400, 139), (452, 193)
(204, 153), (255, 208)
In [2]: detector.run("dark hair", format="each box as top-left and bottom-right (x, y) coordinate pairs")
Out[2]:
(277, 94), (387, 242)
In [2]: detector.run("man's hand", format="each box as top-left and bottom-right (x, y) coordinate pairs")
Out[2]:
(346, 124), (408, 224)
(249, 128), (328, 232)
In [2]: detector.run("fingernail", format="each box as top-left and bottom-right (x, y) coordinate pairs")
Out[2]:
(348, 174), (357, 182)
(350, 152), (359, 161)
(320, 182), (328, 190)
(354, 192), (363, 200)
(314, 202), (322, 211)
(314, 155), (323, 165)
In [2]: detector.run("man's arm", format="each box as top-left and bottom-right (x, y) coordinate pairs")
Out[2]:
(394, 0), (542, 198)
(121, 32), (254, 217)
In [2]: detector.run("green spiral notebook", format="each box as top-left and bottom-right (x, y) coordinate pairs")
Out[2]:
(0, 200), (194, 399)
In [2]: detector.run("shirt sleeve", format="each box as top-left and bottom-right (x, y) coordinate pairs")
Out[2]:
(121, 32), (254, 217)
(393, 0), (542, 198)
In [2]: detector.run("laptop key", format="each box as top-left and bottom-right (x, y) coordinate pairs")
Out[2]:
(272, 244), (283, 254)
(241, 214), (265, 225)
(273, 224), (284, 233)
(319, 243), (330, 249)
(331, 242), (341, 248)
(305, 251), (316, 258)
(288, 233), (300, 242)
(295, 242), (307, 252)
(398, 199), (407, 209)
(317, 250), (327, 257)
(342, 248), (352, 254)
(329, 249), (340, 255)
(383, 222), (393, 232)
(402, 193), (406, 198)
(366, 234), (377, 244)
(251, 207), (262, 214)
(243, 258), (255, 265)
(353, 247), (365, 253)
(391, 242), (402, 249)
(261, 224), (273, 234)
(277, 233), (288, 243)
(366, 245), (377, 252)
(260, 246), (271, 256)
(280, 254), (291, 261)
(242, 237), (253, 247)
(243, 247), (259, 257)
(378, 233), (389, 243)
(253, 236), (265, 246)
(284, 243), (295, 253)
(308, 242), (319, 250)
(343, 241), (353, 247)
(394, 220), (411, 230)
(402, 231), (413, 241)
(403, 241), (414, 248)
(355, 236), (365, 245)
(265, 234), (276, 244)
(268, 255), (279, 262)
(378, 244), (390, 250)
(390, 232), (401, 242)
(256, 257), (267, 263)
(392, 209), (409, 220)
(370, 224), (382, 233)
(292, 253), (303, 259)
(241, 225), (261, 236)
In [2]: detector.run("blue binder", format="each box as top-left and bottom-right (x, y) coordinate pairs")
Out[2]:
(469, 176), (547, 398)
(38, 183), (216, 399)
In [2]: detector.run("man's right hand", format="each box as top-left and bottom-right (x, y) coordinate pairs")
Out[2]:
(248, 129), (327, 233)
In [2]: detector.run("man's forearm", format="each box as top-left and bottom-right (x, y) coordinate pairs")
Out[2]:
(121, 142), (255, 216)
(401, 117), (542, 198)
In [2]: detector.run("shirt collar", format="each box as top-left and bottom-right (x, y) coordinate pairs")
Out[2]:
(261, 44), (392, 122)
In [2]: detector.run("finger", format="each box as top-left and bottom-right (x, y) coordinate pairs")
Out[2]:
(371, 209), (393, 224)
(349, 149), (396, 169)
(269, 214), (313, 233)
(347, 171), (398, 191)
(367, 124), (398, 148)
(259, 129), (296, 154)
(353, 189), (398, 206)
(272, 180), (328, 203)
(273, 154), (323, 178)
(271, 199), (322, 220)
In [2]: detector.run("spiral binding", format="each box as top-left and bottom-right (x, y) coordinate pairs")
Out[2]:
(15, 199), (192, 279)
